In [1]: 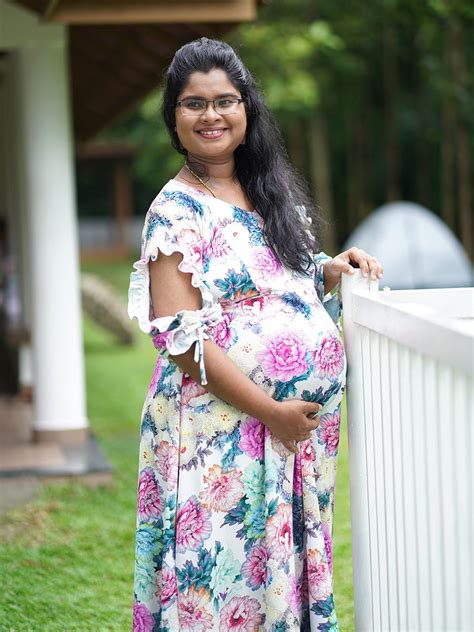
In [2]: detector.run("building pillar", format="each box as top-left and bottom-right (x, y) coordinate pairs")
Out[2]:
(15, 28), (89, 442)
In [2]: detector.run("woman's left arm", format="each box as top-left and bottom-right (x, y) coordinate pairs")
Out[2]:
(323, 246), (384, 294)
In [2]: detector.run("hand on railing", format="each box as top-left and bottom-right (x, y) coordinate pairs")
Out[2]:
(323, 246), (383, 294)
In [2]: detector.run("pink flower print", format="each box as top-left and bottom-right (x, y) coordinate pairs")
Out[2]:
(219, 596), (263, 632)
(293, 453), (303, 494)
(241, 542), (269, 590)
(287, 574), (303, 616)
(133, 601), (155, 632)
(300, 439), (316, 477)
(181, 373), (207, 406)
(178, 587), (213, 631)
(176, 496), (211, 552)
(199, 465), (244, 512)
(314, 334), (345, 379)
(253, 247), (283, 276)
(307, 548), (332, 601)
(152, 329), (172, 351)
(257, 332), (309, 382)
(318, 410), (341, 456)
(208, 226), (231, 258)
(209, 313), (234, 351)
(186, 241), (204, 268)
(158, 563), (178, 608)
(154, 440), (179, 491)
(267, 503), (293, 564)
(238, 417), (264, 460)
(148, 356), (162, 396)
(137, 467), (163, 520)
(322, 522), (333, 575)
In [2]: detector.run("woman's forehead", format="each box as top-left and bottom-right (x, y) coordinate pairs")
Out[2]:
(179, 69), (240, 98)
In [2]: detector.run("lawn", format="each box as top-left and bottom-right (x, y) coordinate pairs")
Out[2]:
(0, 259), (355, 631)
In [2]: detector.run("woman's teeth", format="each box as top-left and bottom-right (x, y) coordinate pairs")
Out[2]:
(198, 129), (224, 137)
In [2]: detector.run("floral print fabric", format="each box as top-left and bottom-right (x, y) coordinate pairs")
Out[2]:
(128, 179), (346, 631)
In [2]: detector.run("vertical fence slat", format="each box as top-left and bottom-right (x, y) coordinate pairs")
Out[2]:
(389, 340), (406, 630)
(437, 364), (459, 631)
(399, 346), (420, 627)
(379, 333), (398, 629)
(361, 327), (380, 629)
(410, 350), (432, 629)
(423, 358), (444, 629)
(372, 335), (394, 630)
(454, 371), (473, 630)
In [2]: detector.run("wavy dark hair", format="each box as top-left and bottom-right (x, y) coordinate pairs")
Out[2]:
(162, 37), (324, 274)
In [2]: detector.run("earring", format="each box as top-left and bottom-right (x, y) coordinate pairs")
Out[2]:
(174, 126), (177, 131)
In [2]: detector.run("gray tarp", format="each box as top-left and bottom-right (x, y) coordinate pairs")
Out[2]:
(342, 201), (473, 290)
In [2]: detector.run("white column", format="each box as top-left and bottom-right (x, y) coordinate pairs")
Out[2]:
(15, 27), (89, 439)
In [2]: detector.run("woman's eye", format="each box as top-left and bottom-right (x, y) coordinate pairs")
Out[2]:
(217, 99), (234, 108)
(186, 100), (205, 110)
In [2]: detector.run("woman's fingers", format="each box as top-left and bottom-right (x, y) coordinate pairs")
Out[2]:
(304, 402), (322, 416)
(347, 247), (383, 279)
(284, 439), (299, 454)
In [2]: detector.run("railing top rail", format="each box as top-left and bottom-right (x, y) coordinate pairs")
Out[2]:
(342, 274), (474, 375)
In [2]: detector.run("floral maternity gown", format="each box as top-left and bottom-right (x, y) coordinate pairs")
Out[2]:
(128, 179), (346, 632)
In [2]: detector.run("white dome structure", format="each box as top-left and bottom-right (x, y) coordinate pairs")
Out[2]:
(342, 201), (473, 290)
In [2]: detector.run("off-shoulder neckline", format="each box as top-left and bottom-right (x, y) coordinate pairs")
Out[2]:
(167, 178), (259, 215)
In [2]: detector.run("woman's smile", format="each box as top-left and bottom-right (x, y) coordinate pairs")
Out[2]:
(195, 127), (228, 139)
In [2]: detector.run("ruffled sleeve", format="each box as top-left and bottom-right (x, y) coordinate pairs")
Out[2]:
(128, 189), (223, 385)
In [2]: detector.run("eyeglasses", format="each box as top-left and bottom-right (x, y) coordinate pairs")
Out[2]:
(176, 97), (244, 116)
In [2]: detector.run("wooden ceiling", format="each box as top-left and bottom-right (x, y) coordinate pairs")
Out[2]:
(14, 1), (257, 140)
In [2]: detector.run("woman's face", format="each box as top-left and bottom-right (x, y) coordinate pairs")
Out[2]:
(175, 68), (247, 162)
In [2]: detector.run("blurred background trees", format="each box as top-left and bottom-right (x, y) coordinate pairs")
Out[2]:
(85, 0), (473, 256)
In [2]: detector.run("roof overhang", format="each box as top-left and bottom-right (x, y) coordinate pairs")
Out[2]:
(16, 0), (256, 24)
(13, 0), (258, 140)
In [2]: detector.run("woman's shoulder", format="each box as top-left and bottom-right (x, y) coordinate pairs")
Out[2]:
(148, 179), (210, 220)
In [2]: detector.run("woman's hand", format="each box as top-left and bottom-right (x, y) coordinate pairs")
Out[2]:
(261, 400), (323, 454)
(323, 247), (384, 293)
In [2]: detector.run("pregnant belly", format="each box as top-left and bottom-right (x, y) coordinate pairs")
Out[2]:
(211, 295), (346, 403)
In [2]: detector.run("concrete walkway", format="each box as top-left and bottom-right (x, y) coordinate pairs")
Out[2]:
(0, 396), (113, 514)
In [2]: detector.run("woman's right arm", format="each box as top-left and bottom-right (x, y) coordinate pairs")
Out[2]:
(150, 251), (321, 454)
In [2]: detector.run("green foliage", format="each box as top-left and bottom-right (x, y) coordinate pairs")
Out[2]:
(77, 0), (474, 246)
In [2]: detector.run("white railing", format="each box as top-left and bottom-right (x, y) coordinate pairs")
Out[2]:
(341, 271), (473, 632)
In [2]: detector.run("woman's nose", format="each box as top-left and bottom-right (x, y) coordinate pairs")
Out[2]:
(201, 102), (221, 121)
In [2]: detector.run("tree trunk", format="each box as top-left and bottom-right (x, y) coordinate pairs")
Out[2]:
(345, 106), (359, 237)
(450, 17), (472, 256)
(440, 25), (456, 230)
(308, 111), (336, 254)
(287, 119), (307, 177)
(383, 16), (400, 201)
(415, 83), (430, 209)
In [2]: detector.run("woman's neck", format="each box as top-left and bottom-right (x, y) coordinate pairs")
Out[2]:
(186, 154), (236, 184)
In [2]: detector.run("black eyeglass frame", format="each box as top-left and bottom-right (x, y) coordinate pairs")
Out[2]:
(175, 97), (245, 114)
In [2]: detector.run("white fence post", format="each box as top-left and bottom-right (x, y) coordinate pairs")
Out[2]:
(342, 270), (380, 631)
(342, 274), (474, 631)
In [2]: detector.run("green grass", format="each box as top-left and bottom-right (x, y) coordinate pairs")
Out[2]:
(0, 258), (355, 631)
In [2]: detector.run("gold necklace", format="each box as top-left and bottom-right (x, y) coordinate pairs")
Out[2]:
(184, 162), (217, 198)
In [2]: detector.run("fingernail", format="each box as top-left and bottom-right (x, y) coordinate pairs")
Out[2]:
(362, 271), (367, 277)
(372, 274), (377, 279)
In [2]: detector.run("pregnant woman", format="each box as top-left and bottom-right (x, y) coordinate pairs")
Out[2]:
(128, 37), (382, 631)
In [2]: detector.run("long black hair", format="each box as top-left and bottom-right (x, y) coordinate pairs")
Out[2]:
(162, 37), (324, 274)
